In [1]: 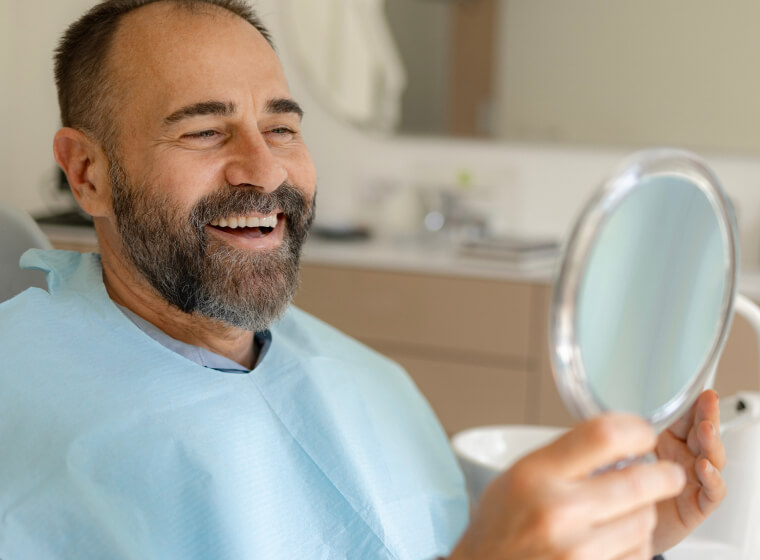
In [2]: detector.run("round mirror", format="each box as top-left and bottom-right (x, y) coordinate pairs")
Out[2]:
(550, 149), (739, 432)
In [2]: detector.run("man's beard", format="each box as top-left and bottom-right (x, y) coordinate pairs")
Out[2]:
(109, 157), (315, 332)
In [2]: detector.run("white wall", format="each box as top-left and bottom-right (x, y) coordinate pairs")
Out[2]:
(4, 0), (760, 269)
(497, 0), (760, 152)
(2, 0), (99, 214)
(0, 0), (12, 197)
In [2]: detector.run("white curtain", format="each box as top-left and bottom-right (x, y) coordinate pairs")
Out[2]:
(283, 0), (407, 131)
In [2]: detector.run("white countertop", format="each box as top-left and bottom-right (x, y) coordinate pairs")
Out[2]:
(301, 236), (558, 283)
(39, 224), (558, 284)
(39, 223), (760, 296)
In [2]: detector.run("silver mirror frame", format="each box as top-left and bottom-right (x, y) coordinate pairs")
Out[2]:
(550, 148), (739, 432)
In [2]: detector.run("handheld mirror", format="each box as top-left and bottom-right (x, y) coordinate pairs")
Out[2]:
(550, 149), (739, 432)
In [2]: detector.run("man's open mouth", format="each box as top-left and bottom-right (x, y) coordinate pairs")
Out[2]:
(208, 212), (282, 239)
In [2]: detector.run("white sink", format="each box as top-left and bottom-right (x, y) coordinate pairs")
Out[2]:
(451, 425), (566, 506)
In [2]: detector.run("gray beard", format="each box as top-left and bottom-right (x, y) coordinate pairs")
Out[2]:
(109, 157), (315, 332)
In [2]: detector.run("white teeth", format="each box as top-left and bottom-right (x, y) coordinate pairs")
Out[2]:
(210, 213), (278, 228)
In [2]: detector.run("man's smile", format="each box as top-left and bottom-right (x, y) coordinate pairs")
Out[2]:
(209, 213), (279, 229)
(205, 211), (286, 250)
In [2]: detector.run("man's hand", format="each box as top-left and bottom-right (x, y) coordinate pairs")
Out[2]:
(652, 389), (726, 553)
(450, 414), (686, 560)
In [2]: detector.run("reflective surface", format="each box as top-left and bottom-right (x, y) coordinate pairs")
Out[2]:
(578, 177), (725, 416)
(551, 150), (739, 431)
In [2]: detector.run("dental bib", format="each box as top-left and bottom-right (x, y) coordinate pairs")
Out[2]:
(0, 250), (468, 559)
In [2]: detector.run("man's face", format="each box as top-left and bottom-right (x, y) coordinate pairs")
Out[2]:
(102, 4), (316, 331)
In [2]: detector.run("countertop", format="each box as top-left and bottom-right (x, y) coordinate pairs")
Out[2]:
(39, 222), (760, 298)
(301, 235), (558, 283)
(39, 223), (559, 283)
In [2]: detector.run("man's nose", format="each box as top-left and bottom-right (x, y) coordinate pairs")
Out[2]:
(224, 131), (287, 192)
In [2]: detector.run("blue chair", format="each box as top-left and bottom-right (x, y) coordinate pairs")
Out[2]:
(0, 202), (53, 302)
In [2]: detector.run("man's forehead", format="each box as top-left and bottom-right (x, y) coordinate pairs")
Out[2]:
(115, 1), (254, 42)
(108, 2), (286, 116)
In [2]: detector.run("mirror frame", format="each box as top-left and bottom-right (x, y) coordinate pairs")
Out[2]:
(549, 148), (740, 432)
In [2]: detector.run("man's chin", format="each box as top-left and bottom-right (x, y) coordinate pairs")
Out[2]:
(193, 301), (290, 333)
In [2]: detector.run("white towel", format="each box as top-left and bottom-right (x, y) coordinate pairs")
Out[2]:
(284, 0), (406, 131)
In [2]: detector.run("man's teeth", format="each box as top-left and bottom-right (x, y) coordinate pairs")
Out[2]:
(209, 214), (278, 229)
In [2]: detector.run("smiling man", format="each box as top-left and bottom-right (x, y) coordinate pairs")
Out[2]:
(0, 1), (726, 559)
(57, 1), (316, 370)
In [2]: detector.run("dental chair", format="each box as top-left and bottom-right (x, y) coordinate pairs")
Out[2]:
(0, 202), (53, 303)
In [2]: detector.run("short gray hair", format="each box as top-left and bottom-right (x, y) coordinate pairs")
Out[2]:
(54, 0), (273, 150)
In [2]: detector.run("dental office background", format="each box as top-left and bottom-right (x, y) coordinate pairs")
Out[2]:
(4, 0), (760, 267)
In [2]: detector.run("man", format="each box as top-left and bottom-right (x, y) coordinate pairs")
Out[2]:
(0, 1), (726, 558)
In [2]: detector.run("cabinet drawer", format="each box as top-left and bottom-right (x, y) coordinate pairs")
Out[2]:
(386, 352), (529, 435)
(295, 264), (536, 362)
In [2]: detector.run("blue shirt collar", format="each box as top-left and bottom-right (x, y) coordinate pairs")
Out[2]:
(116, 303), (271, 373)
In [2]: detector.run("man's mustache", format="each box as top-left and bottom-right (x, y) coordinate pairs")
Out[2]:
(190, 182), (313, 228)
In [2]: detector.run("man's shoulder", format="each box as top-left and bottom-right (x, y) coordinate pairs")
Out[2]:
(0, 285), (55, 326)
(0, 250), (101, 317)
(0, 251), (116, 363)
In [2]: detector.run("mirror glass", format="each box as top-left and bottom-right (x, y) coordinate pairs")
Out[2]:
(284, 0), (760, 153)
(551, 150), (739, 431)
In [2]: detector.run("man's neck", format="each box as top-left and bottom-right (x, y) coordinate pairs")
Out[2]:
(98, 233), (257, 370)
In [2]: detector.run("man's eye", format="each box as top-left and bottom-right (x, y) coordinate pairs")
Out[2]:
(185, 130), (219, 140)
(266, 127), (297, 143)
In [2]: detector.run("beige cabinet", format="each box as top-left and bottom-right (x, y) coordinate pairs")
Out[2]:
(293, 264), (545, 434)
(295, 263), (760, 434)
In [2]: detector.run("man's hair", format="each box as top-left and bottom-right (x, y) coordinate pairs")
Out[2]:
(54, 0), (273, 151)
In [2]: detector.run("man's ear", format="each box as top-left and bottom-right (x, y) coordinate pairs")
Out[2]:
(53, 128), (112, 218)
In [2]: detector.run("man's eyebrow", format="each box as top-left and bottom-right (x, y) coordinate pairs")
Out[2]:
(163, 101), (237, 126)
(266, 97), (304, 119)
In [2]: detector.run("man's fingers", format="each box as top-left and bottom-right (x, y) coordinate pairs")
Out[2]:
(569, 506), (656, 560)
(655, 431), (701, 485)
(692, 391), (720, 444)
(667, 390), (719, 443)
(697, 390), (720, 426)
(575, 461), (686, 525)
(613, 549), (654, 560)
(697, 419), (726, 471)
(696, 457), (726, 515)
(667, 398), (698, 441)
(528, 414), (657, 480)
